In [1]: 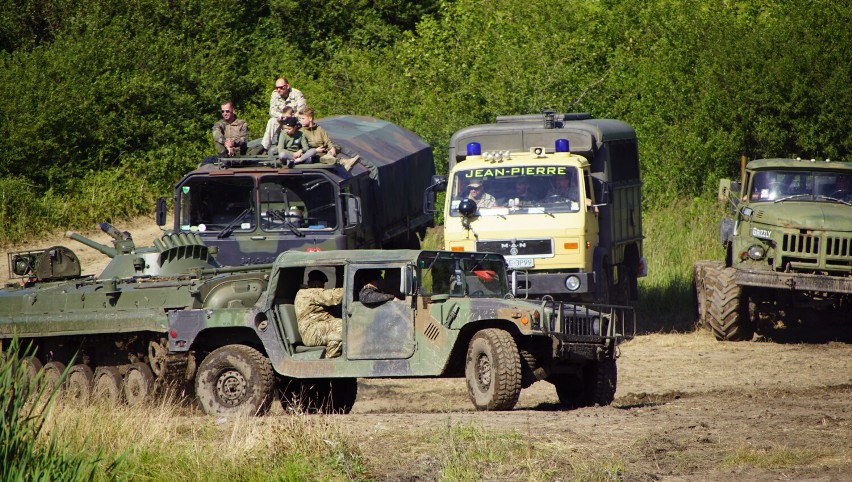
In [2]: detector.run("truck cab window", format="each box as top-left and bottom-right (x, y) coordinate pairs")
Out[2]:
(259, 174), (338, 231)
(179, 176), (255, 232)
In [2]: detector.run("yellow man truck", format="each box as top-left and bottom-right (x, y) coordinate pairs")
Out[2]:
(425, 112), (645, 303)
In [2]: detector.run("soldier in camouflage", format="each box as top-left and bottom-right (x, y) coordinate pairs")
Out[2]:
(261, 77), (307, 154)
(358, 269), (397, 306)
(294, 270), (343, 358)
(211, 100), (248, 156)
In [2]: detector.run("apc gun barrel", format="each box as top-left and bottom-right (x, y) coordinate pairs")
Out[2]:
(65, 231), (118, 258)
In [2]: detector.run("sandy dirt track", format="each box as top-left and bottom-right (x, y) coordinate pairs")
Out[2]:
(3, 219), (851, 480)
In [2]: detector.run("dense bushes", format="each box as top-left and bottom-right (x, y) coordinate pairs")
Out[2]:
(0, 0), (849, 244)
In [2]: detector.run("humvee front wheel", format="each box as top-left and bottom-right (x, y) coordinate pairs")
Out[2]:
(706, 267), (755, 341)
(195, 345), (274, 416)
(465, 329), (521, 411)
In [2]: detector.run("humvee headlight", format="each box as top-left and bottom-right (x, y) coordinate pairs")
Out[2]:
(565, 275), (581, 291)
(747, 245), (766, 260)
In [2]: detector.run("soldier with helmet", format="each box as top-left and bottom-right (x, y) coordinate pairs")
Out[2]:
(294, 270), (343, 358)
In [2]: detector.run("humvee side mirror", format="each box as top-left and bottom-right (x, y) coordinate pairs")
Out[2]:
(403, 264), (417, 295)
(156, 197), (167, 227)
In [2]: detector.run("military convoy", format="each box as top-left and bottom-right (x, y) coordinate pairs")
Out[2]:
(425, 111), (646, 303)
(694, 158), (852, 340)
(1, 223), (634, 414)
(159, 115), (436, 266)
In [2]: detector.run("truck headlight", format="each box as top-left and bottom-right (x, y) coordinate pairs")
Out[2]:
(747, 245), (766, 260)
(591, 316), (601, 335)
(565, 275), (581, 291)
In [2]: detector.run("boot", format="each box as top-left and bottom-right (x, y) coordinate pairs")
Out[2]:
(341, 155), (361, 171)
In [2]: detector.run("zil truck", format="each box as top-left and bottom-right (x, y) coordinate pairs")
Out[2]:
(694, 158), (852, 340)
(2, 223), (634, 414)
(425, 112), (646, 303)
(158, 115), (435, 266)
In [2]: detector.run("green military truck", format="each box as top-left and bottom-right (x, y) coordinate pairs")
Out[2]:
(2, 224), (634, 414)
(694, 158), (852, 340)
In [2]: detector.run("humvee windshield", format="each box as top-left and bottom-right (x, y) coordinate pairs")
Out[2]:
(417, 251), (508, 298)
(449, 166), (584, 216)
(178, 174), (339, 232)
(748, 170), (852, 203)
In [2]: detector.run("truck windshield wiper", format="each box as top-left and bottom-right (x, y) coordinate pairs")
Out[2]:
(268, 210), (305, 237)
(218, 208), (253, 239)
(815, 195), (852, 206)
(773, 194), (811, 203)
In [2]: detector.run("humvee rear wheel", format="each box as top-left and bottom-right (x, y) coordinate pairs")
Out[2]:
(42, 361), (66, 394)
(551, 358), (617, 408)
(195, 345), (274, 416)
(706, 267), (755, 341)
(281, 378), (358, 414)
(66, 364), (94, 403)
(465, 329), (522, 411)
(124, 362), (155, 406)
(92, 367), (123, 405)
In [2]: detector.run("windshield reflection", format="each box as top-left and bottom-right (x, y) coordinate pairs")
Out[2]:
(449, 166), (582, 216)
(417, 251), (508, 298)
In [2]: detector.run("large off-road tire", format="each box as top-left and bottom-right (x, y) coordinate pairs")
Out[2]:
(124, 362), (155, 406)
(66, 364), (94, 404)
(465, 329), (522, 411)
(693, 260), (723, 327)
(195, 345), (274, 416)
(92, 366), (123, 405)
(281, 378), (358, 414)
(706, 267), (755, 341)
(551, 358), (618, 408)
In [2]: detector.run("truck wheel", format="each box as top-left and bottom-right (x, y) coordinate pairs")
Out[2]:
(552, 358), (618, 408)
(693, 261), (723, 327)
(92, 367), (123, 405)
(66, 364), (94, 404)
(281, 378), (358, 414)
(465, 329), (522, 411)
(195, 345), (274, 416)
(706, 267), (755, 341)
(124, 362), (155, 406)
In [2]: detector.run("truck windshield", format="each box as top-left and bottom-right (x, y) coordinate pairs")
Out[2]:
(417, 251), (508, 298)
(448, 166), (582, 216)
(258, 175), (338, 231)
(178, 174), (339, 233)
(749, 170), (852, 203)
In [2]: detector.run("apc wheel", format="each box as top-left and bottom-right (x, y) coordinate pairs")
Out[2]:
(42, 361), (66, 394)
(465, 329), (522, 411)
(20, 356), (43, 392)
(195, 345), (274, 416)
(693, 261), (723, 327)
(124, 362), (155, 406)
(706, 267), (755, 341)
(66, 364), (94, 403)
(92, 367), (123, 405)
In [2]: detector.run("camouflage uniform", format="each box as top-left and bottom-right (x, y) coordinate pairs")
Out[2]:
(294, 287), (344, 357)
(469, 192), (496, 208)
(211, 118), (248, 155)
(262, 87), (307, 151)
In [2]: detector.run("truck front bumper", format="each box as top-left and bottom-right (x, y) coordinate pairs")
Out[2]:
(510, 271), (594, 296)
(737, 269), (852, 294)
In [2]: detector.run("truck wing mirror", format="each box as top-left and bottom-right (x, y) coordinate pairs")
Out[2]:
(423, 175), (448, 214)
(342, 193), (362, 230)
(403, 263), (417, 295)
(156, 197), (167, 227)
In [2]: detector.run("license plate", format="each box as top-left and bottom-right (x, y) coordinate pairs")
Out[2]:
(507, 258), (534, 269)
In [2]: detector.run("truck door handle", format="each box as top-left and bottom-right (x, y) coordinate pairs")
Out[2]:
(251, 236), (266, 240)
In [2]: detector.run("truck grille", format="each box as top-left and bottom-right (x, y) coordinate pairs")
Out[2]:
(783, 233), (819, 256)
(780, 233), (852, 271)
(476, 239), (552, 256)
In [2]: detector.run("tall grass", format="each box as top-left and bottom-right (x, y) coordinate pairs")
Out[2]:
(636, 196), (726, 332)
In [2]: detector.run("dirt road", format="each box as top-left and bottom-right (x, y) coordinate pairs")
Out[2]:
(3, 219), (850, 480)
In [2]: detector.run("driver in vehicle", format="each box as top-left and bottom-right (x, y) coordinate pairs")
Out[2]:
(465, 180), (496, 208)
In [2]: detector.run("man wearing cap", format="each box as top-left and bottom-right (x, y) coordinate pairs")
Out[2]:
(294, 270), (344, 358)
(465, 180), (496, 208)
(276, 117), (316, 168)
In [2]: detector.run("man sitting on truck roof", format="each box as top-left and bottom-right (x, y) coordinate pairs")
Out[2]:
(299, 106), (360, 171)
(211, 100), (248, 157)
(261, 77), (307, 153)
(294, 270), (343, 358)
(276, 117), (316, 168)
